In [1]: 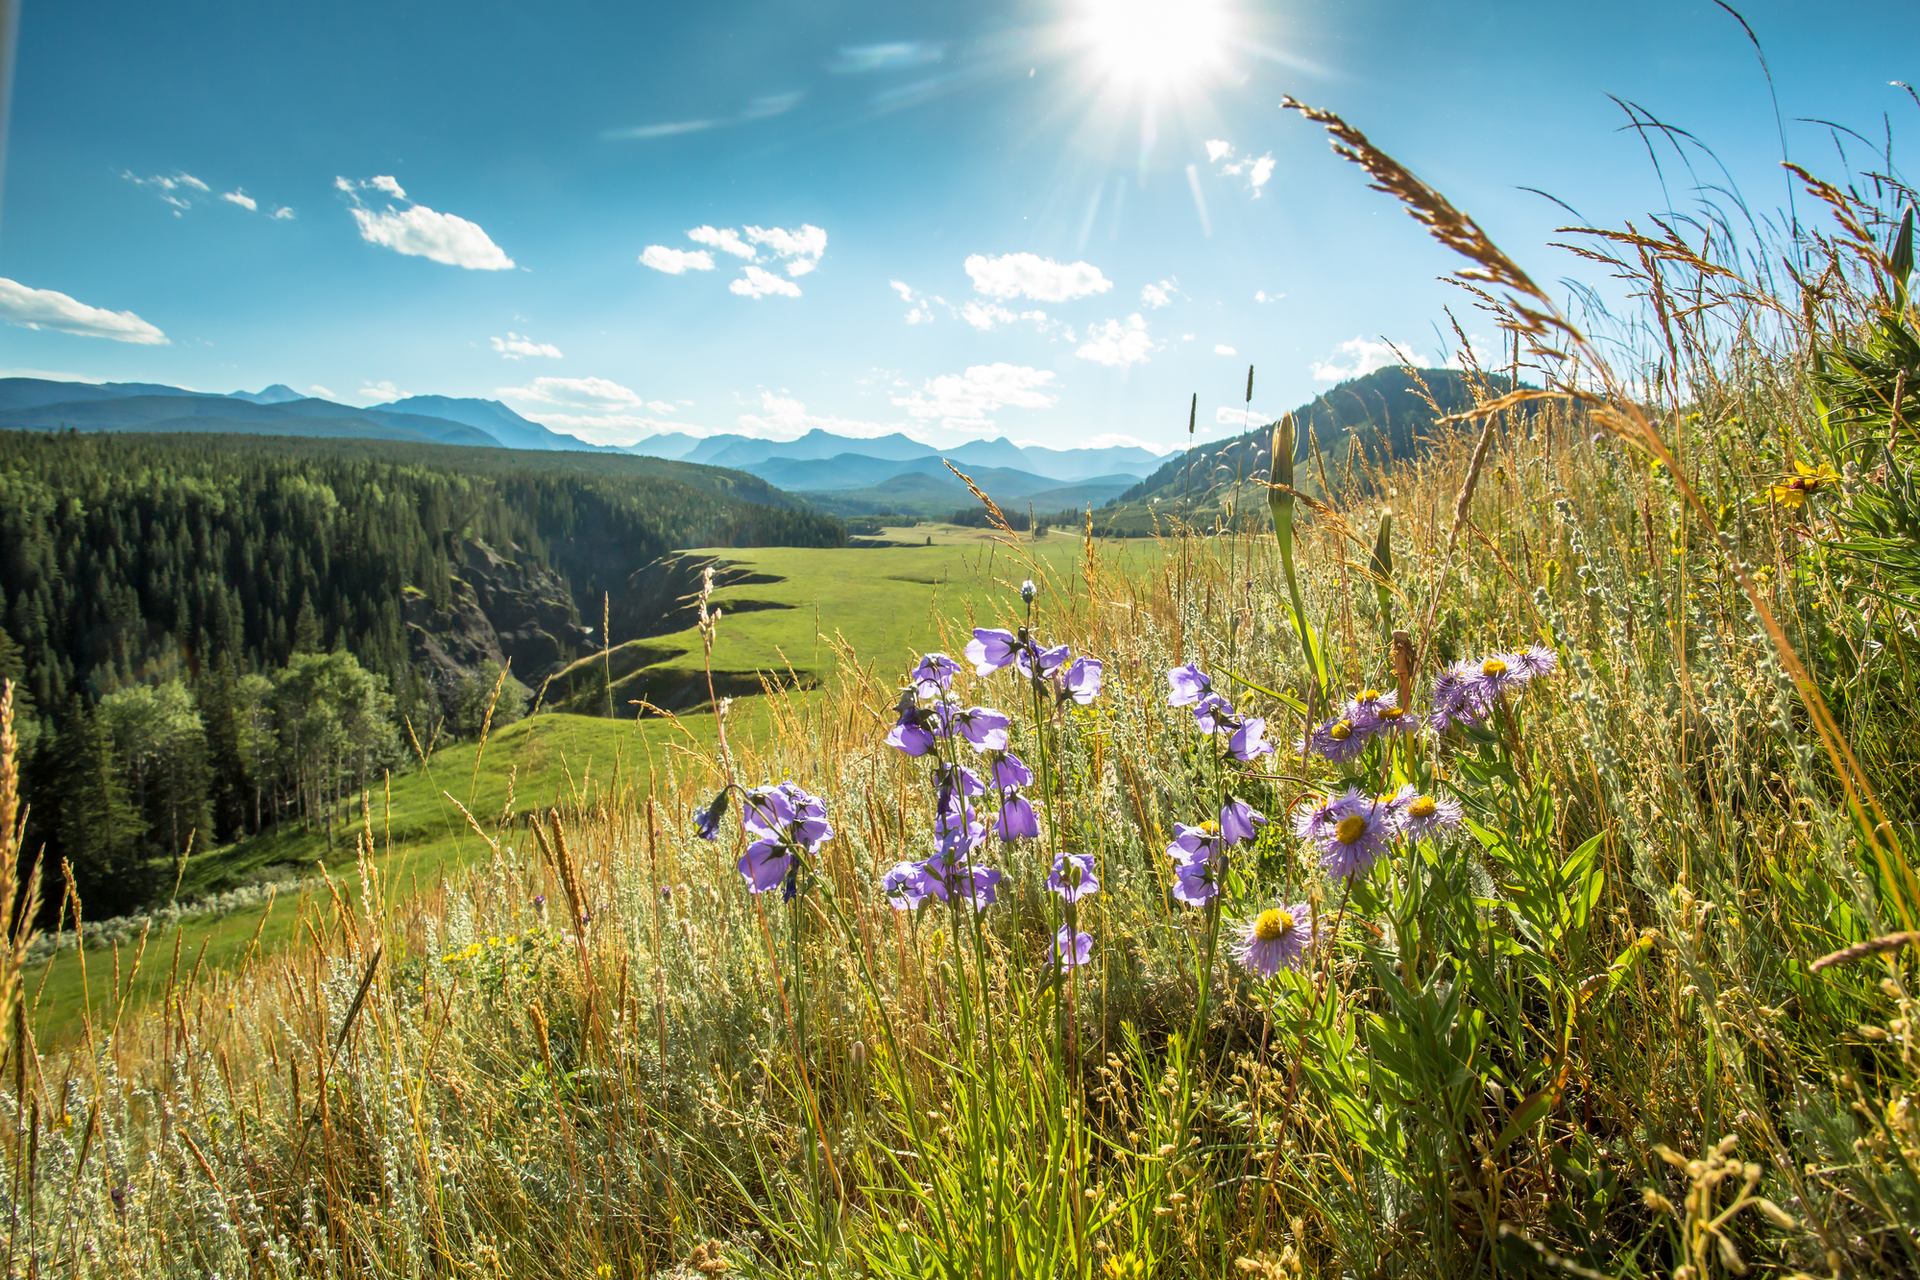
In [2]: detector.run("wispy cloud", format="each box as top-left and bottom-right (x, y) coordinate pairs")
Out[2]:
(1139, 278), (1178, 309)
(125, 169), (290, 219)
(965, 252), (1112, 303)
(491, 332), (563, 360)
(829, 41), (946, 74)
(337, 175), (514, 271)
(603, 91), (804, 141)
(890, 280), (938, 325)
(0, 277), (168, 345)
(356, 379), (409, 403)
(1204, 140), (1275, 198)
(1214, 343), (1238, 356)
(497, 375), (642, 408)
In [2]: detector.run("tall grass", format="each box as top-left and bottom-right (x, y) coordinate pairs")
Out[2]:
(6, 103), (1920, 1277)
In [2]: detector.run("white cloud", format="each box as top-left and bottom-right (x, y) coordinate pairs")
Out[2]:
(746, 223), (827, 278)
(1312, 336), (1404, 383)
(308, 384), (339, 400)
(890, 280), (936, 325)
(646, 400), (678, 414)
(221, 190), (257, 212)
(730, 265), (802, 299)
(123, 171), (211, 213)
(639, 244), (715, 274)
(357, 379), (408, 403)
(0, 277), (168, 345)
(1214, 343), (1237, 356)
(338, 176), (513, 270)
(1253, 289), (1281, 304)
(964, 252), (1112, 303)
(960, 300), (1049, 332)
(270, 206), (297, 221)
(1075, 314), (1156, 368)
(829, 41), (946, 73)
(602, 118), (723, 141)
(1215, 405), (1280, 427)
(892, 362), (1058, 431)
(1206, 141), (1276, 197)
(490, 331), (563, 360)
(687, 225), (756, 259)
(498, 375), (642, 408)
(1139, 278), (1177, 309)
(645, 223), (826, 294)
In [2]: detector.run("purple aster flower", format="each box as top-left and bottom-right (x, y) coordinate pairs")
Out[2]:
(1234, 901), (1315, 979)
(1312, 793), (1393, 880)
(911, 651), (961, 693)
(1193, 693), (1237, 735)
(1171, 858), (1220, 906)
(1396, 791), (1464, 839)
(994, 793), (1040, 840)
(881, 861), (930, 910)
(1227, 716), (1273, 762)
(954, 706), (1012, 753)
(964, 628), (1019, 676)
(1300, 714), (1369, 763)
(1052, 924), (1094, 971)
(1511, 644), (1559, 682)
(737, 839), (793, 894)
(1291, 790), (1360, 843)
(1060, 656), (1103, 705)
(1166, 821), (1223, 868)
(1219, 795), (1266, 846)
(1047, 851), (1100, 902)
(988, 752), (1034, 792)
(1166, 663), (1213, 708)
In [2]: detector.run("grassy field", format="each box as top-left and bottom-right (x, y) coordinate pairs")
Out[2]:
(11, 111), (1920, 1278)
(29, 524), (1162, 1042)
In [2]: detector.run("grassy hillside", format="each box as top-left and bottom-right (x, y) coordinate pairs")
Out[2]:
(7, 108), (1920, 1279)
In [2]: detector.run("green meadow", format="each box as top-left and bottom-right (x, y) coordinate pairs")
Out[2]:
(31, 524), (1161, 1041)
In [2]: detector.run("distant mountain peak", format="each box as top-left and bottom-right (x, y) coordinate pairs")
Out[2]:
(230, 383), (305, 405)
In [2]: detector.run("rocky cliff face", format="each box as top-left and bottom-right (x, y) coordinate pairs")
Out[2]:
(404, 539), (593, 710)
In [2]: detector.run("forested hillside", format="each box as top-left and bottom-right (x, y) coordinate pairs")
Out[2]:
(0, 431), (841, 914)
(1103, 365), (1515, 527)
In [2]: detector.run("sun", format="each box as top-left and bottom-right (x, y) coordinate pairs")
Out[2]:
(1068, 0), (1233, 98)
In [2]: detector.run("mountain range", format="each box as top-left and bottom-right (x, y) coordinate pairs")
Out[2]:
(0, 377), (1168, 517)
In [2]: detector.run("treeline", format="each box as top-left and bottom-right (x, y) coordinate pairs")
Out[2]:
(0, 429), (842, 915)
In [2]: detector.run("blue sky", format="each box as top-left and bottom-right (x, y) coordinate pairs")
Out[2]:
(0, 0), (1911, 451)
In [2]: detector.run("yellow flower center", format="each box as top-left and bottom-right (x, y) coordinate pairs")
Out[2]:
(1200, 820), (1219, 835)
(1481, 658), (1508, 678)
(1408, 795), (1438, 819)
(1359, 688), (1382, 702)
(1334, 814), (1369, 845)
(1328, 720), (1353, 741)
(1378, 705), (1404, 719)
(1253, 908), (1294, 942)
